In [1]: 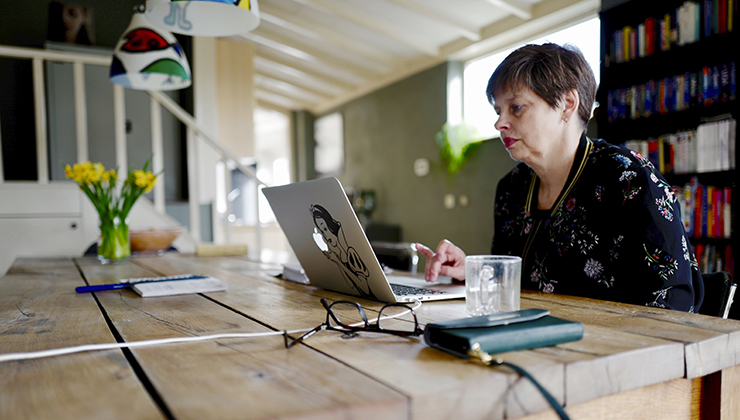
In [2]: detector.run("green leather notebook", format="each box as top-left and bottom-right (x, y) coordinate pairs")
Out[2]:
(424, 310), (584, 358)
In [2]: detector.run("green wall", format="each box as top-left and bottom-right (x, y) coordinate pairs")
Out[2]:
(324, 62), (517, 256)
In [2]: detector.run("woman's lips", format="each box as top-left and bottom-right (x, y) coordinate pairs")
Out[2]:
(502, 137), (517, 148)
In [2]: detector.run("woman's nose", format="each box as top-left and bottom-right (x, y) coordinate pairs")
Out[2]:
(494, 115), (509, 132)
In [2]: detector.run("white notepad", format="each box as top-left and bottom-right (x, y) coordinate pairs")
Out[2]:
(123, 275), (228, 297)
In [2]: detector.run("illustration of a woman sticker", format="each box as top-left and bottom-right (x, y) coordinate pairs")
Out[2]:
(310, 204), (375, 299)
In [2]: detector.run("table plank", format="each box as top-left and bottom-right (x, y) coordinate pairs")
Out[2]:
(522, 292), (740, 379)
(0, 258), (164, 420)
(76, 257), (408, 420)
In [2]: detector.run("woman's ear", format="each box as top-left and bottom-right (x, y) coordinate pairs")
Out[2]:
(562, 89), (580, 123)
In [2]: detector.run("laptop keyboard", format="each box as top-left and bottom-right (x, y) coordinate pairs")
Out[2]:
(391, 283), (444, 296)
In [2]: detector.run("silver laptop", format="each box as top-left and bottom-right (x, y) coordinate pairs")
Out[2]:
(262, 177), (466, 303)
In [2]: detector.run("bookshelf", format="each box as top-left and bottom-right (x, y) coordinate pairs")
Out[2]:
(596, 0), (737, 283)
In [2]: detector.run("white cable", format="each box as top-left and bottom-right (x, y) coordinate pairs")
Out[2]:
(0, 300), (423, 363)
(359, 299), (422, 327)
(0, 329), (308, 364)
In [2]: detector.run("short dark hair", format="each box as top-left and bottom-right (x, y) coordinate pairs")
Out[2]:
(310, 204), (340, 235)
(485, 43), (596, 130)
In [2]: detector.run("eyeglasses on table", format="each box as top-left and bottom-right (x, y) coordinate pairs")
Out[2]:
(283, 298), (424, 349)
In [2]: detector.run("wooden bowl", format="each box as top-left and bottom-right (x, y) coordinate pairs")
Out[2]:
(129, 227), (185, 254)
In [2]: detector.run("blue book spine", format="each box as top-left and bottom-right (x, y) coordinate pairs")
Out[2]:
(705, 0), (713, 37)
(618, 88), (627, 119)
(702, 66), (711, 105)
(731, 62), (737, 100)
(711, 65), (721, 102)
(645, 81), (653, 116)
(683, 72), (691, 110)
(721, 63), (730, 101)
(689, 72), (699, 107)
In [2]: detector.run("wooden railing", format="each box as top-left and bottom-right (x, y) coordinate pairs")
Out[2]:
(0, 44), (265, 256)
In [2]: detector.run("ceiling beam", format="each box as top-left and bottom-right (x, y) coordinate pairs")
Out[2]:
(258, 5), (399, 66)
(386, 0), (481, 41)
(290, 0), (440, 56)
(252, 23), (393, 75)
(253, 56), (346, 96)
(252, 47), (362, 87)
(255, 99), (291, 115)
(255, 67), (339, 97)
(243, 34), (370, 85)
(254, 74), (327, 104)
(255, 90), (312, 111)
(482, 0), (533, 20)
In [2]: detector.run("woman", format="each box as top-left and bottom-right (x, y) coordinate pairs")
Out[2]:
(417, 43), (703, 312)
(310, 204), (374, 299)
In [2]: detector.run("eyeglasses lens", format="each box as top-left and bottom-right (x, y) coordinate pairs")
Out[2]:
(377, 304), (418, 334)
(327, 301), (367, 330)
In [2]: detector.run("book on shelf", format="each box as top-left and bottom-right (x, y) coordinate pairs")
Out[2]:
(646, 17), (657, 55)
(623, 26), (633, 62)
(694, 243), (735, 276)
(703, 184), (710, 239)
(673, 178), (732, 239)
(608, 0), (738, 66)
(621, 117), (736, 175)
(725, 187), (733, 237)
(705, 0), (713, 37)
(606, 62), (736, 122)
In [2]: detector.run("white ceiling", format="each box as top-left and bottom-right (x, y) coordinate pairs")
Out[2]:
(235, 0), (600, 114)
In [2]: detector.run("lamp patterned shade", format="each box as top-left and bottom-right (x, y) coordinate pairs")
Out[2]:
(109, 11), (192, 91)
(145, 0), (260, 37)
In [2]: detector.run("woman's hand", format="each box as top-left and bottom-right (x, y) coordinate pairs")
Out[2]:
(415, 240), (466, 283)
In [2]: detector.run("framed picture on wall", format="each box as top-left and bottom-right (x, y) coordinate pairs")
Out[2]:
(47, 1), (95, 45)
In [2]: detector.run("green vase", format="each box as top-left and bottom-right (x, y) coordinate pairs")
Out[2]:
(98, 215), (130, 263)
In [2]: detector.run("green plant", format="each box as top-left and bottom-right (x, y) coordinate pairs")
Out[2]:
(435, 122), (484, 176)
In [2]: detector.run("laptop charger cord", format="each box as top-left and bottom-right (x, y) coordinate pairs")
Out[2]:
(0, 300), (423, 363)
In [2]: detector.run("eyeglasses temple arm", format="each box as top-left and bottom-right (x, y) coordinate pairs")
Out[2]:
(283, 324), (325, 349)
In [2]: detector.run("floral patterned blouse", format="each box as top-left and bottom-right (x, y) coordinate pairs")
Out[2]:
(491, 134), (704, 312)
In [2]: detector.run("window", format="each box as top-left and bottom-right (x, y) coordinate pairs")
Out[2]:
(314, 112), (344, 176)
(256, 108), (291, 224)
(463, 17), (602, 141)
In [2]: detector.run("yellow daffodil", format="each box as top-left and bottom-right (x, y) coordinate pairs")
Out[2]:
(144, 173), (157, 193)
(63, 158), (161, 224)
(63, 157), (162, 263)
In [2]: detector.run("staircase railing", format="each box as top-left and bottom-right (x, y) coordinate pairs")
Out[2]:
(0, 44), (265, 256)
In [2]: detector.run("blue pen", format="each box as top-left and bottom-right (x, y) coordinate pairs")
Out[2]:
(75, 275), (208, 293)
(75, 283), (130, 293)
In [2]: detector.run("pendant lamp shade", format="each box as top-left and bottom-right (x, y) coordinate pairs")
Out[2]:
(145, 0), (260, 37)
(110, 10), (192, 91)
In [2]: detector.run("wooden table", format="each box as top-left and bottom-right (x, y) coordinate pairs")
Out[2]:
(2, 254), (740, 420)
